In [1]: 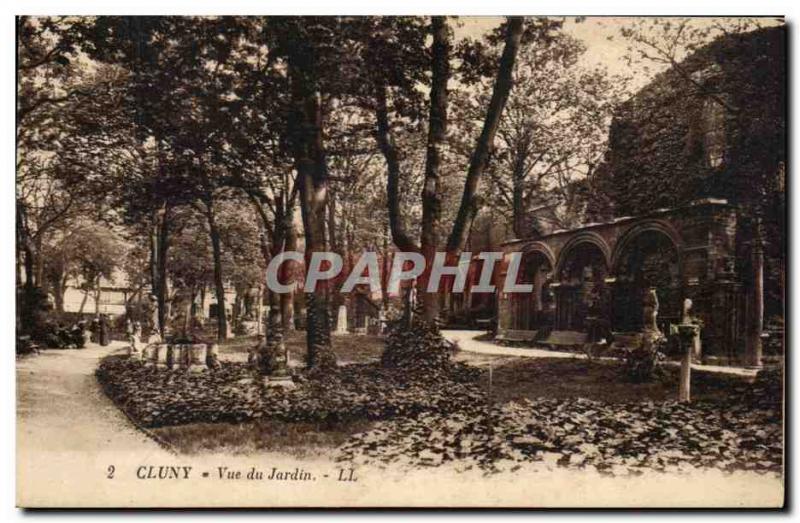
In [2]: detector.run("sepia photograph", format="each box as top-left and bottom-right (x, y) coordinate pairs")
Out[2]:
(13, 10), (786, 509)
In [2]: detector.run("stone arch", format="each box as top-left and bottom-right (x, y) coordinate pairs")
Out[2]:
(611, 220), (684, 271)
(552, 233), (611, 332)
(521, 241), (556, 269)
(610, 221), (683, 332)
(511, 244), (555, 330)
(554, 232), (611, 277)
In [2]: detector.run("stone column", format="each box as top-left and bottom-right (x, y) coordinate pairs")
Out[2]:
(186, 344), (208, 372)
(745, 223), (764, 368)
(206, 343), (219, 368)
(154, 343), (169, 369)
(334, 305), (348, 335)
(262, 307), (294, 388)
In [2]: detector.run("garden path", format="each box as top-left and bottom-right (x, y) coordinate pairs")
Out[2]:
(17, 341), (170, 456)
(442, 329), (760, 378)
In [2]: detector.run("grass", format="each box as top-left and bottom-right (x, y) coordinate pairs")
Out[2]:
(153, 419), (374, 457)
(480, 357), (745, 404)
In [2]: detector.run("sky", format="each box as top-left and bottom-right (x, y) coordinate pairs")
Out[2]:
(453, 16), (784, 92)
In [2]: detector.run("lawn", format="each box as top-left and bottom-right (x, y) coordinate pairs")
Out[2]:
(483, 357), (743, 404)
(143, 332), (779, 471)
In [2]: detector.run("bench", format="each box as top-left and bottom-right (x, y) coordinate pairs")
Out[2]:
(495, 329), (539, 344)
(475, 317), (496, 333)
(610, 332), (644, 351)
(540, 330), (588, 348)
(475, 318), (494, 328)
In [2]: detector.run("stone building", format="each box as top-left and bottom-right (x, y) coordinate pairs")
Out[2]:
(496, 199), (741, 362)
(496, 26), (785, 365)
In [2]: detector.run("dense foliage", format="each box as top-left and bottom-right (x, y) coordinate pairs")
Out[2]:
(96, 355), (482, 428)
(338, 368), (783, 475)
(381, 317), (457, 378)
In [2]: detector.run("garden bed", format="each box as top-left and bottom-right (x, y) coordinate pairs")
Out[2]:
(95, 355), (482, 429)
(337, 368), (783, 475)
(96, 338), (782, 476)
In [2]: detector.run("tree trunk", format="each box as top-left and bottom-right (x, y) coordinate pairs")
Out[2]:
(17, 204), (37, 289)
(281, 213), (297, 332)
(53, 280), (65, 313)
(156, 205), (170, 336)
(373, 81), (419, 254)
(381, 222), (391, 309)
(447, 16), (524, 252)
(78, 289), (89, 314)
(288, 46), (336, 369)
(512, 153), (526, 239)
(94, 276), (102, 315)
(417, 16), (451, 323)
(256, 285), (264, 335)
(150, 210), (159, 296)
(199, 285), (207, 320)
(205, 200), (229, 342)
(34, 235), (45, 291)
(746, 218), (764, 367)
(22, 239), (36, 289)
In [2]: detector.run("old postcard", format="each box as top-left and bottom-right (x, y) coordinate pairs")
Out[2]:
(15, 14), (785, 508)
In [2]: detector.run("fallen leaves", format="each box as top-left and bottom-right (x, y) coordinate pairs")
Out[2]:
(337, 370), (783, 476)
(95, 355), (484, 429)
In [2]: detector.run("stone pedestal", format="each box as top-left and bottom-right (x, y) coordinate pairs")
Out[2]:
(178, 343), (208, 372)
(334, 305), (348, 335)
(153, 343), (169, 369)
(264, 350), (294, 389)
(128, 347), (142, 361)
(674, 323), (701, 403)
(142, 343), (156, 366)
(206, 343), (219, 368)
(264, 374), (296, 389)
(240, 320), (259, 336)
(261, 307), (294, 388)
(128, 334), (142, 360)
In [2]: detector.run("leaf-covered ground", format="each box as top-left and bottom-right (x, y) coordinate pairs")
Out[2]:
(96, 334), (783, 477)
(96, 356), (482, 428)
(336, 369), (783, 476)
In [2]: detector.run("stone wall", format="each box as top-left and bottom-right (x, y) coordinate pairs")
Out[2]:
(497, 199), (747, 361)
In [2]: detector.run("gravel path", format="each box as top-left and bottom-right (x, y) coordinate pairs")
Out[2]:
(16, 341), (169, 455)
(442, 329), (761, 378)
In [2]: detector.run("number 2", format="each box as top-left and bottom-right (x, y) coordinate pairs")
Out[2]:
(107, 465), (115, 479)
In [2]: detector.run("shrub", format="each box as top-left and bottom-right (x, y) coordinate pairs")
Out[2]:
(620, 344), (666, 382)
(381, 316), (452, 377)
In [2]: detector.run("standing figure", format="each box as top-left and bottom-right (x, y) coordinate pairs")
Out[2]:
(133, 321), (142, 343)
(682, 298), (694, 323)
(79, 320), (91, 348)
(642, 288), (660, 333)
(147, 294), (160, 338)
(98, 314), (110, 346)
(90, 317), (100, 343)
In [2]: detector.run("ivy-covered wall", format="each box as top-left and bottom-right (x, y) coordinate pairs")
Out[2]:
(588, 26), (785, 319)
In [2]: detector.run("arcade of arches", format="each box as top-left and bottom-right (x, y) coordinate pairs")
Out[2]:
(496, 199), (756, 365)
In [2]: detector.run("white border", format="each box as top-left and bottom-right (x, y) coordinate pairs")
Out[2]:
(3, 1), (797, 520)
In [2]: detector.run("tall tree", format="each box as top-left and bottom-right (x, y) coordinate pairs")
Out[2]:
(459, 31), (625, 237)
(364, 16), (526, 321)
